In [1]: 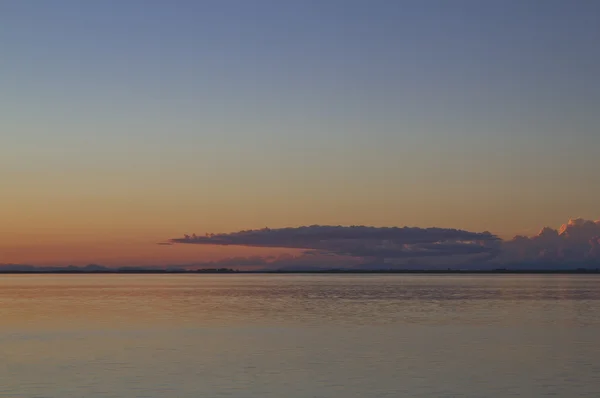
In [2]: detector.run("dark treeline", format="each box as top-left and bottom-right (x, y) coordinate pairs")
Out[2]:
(0, 268), (238, 274)
(1, 268), (599, 274)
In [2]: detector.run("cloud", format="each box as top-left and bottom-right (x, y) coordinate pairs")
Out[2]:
(169, 225), (499, 260)
(502, 218), (600, 264)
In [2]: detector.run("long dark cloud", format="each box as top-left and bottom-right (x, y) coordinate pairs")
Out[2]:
(169, 225), (499, 260)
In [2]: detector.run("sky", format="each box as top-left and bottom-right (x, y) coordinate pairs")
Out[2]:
(1, 0), (599, 267)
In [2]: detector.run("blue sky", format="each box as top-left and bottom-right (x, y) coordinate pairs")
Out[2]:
(1, 0), (599, 265)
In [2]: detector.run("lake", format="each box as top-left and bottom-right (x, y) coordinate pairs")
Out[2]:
(1, 274), (599, 397)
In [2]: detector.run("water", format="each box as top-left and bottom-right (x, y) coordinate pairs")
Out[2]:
(1, 274), (599, 397)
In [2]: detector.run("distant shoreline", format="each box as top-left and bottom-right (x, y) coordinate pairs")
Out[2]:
(1, 269), (599, 275)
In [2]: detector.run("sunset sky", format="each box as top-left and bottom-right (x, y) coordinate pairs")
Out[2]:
(2, 1), (599, 267)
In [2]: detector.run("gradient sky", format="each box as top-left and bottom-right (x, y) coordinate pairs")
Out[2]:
(1, 0), (599, 266)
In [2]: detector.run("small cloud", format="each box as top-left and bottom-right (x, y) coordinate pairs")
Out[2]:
(502, 218), (600, 264)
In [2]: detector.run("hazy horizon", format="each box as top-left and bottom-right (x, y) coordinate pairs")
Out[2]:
(3, 218), (600, 270)
(2, 1), (599, 267)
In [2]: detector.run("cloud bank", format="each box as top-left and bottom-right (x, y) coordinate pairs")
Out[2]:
(169, 225), (499, 261)
(168, 219), (600, 269)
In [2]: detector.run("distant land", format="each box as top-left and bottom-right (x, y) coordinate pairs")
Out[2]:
(0, 267), (599, 275)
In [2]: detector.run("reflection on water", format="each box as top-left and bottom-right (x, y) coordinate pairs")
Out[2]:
(1, 275), (599, 397)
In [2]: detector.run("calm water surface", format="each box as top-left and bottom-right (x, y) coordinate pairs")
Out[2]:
(1, 275), (599, 397)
